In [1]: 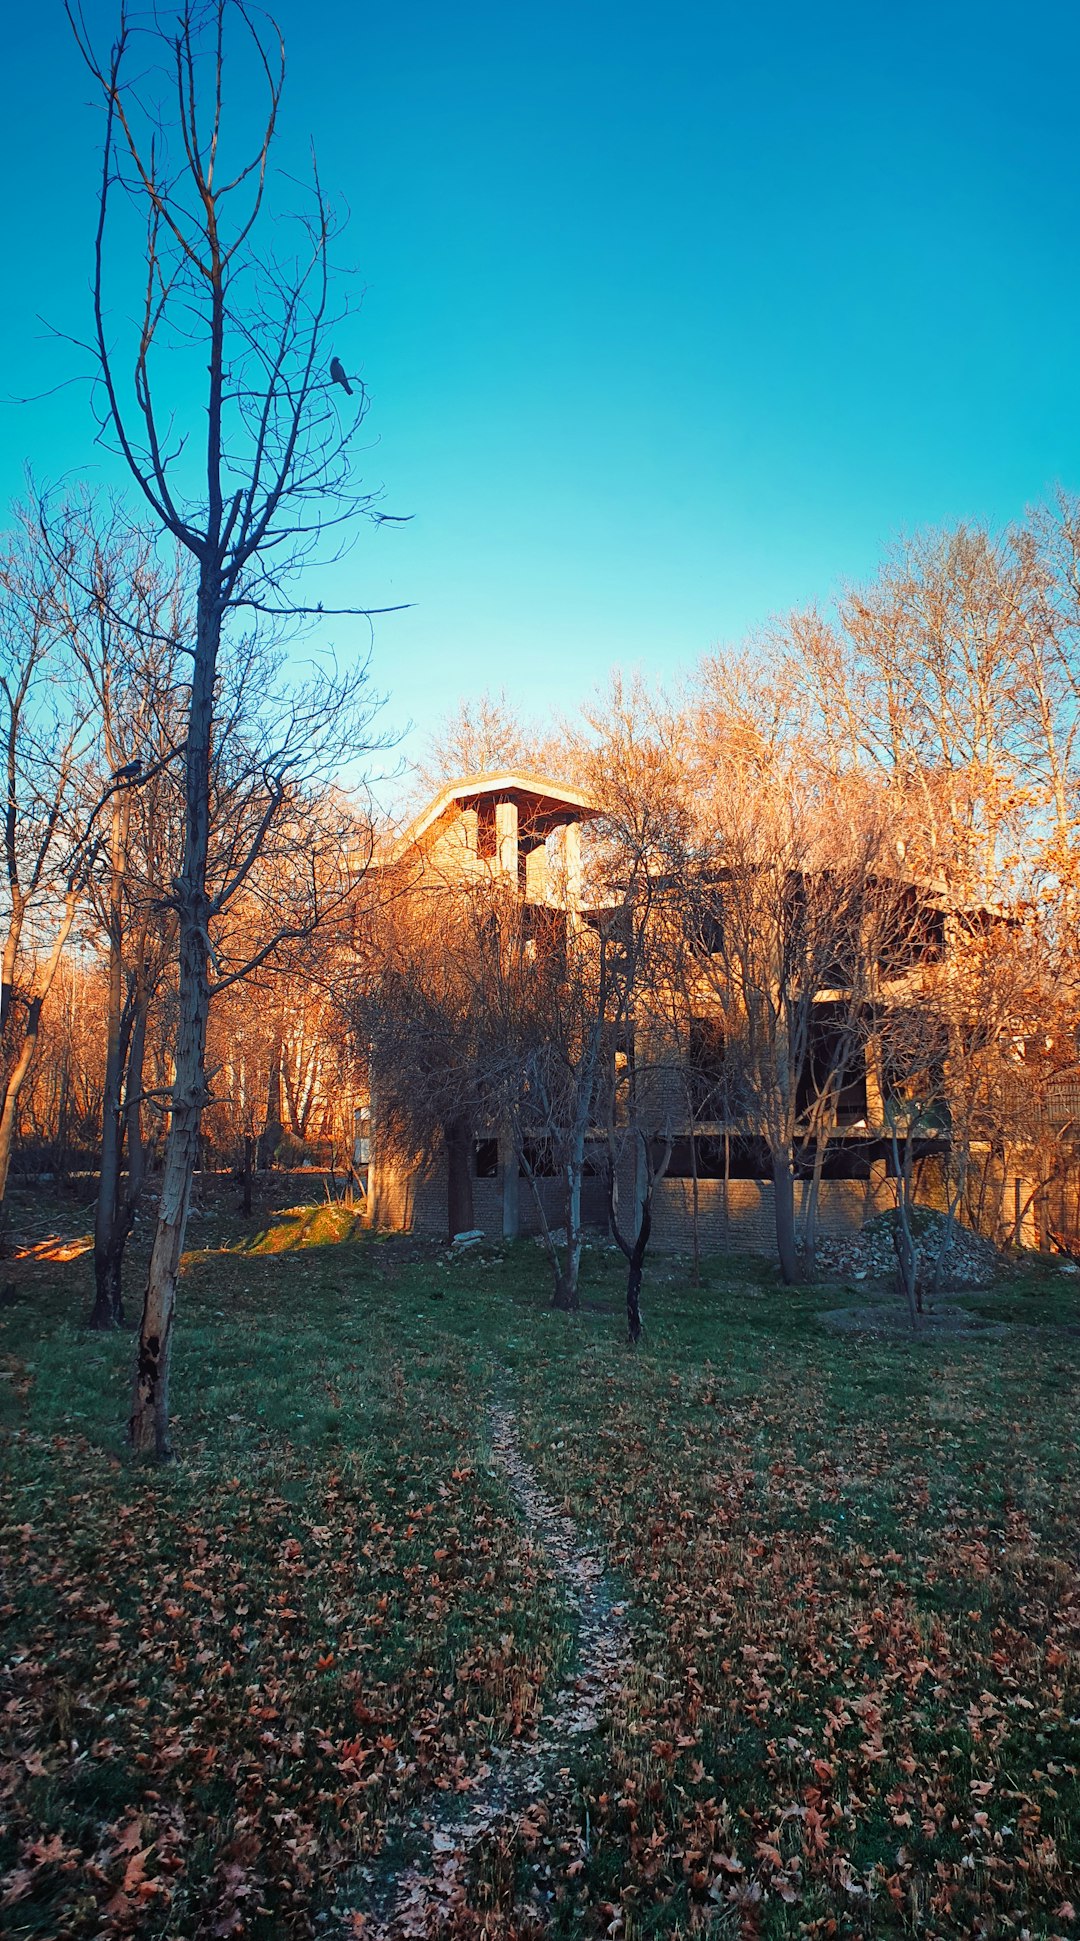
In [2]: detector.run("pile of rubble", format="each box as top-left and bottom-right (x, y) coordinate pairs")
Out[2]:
(813, 1210), (1000, 1289)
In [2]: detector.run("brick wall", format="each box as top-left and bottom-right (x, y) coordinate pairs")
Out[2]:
(373, 1150), (902, 1259)
(369, 1151), (567, 1240)
(649, 1176), (895, 1255)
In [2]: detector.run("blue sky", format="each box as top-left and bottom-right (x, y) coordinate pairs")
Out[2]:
(4, 1), (1079, 776)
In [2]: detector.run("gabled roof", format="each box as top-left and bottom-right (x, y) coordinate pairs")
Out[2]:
(387, 771), (601, 863)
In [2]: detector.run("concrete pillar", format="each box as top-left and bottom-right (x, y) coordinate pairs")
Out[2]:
(360, 1082), (377, 1226)
(495, 798), (518, 880)
(564, 819), (582, 913)
(864, 1038), (885, 1130)
(525, 842), (548, 902)
(500, 1126), (519, 1239)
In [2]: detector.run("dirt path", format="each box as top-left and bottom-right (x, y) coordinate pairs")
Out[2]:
(365, 1403), (630, 1937)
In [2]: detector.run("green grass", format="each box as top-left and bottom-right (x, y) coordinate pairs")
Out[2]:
(1, 1201), (1079, 1936)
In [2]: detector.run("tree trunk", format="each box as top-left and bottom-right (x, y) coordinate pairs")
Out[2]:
(130, 571), (218, 1460)
(55, 1062), (71, 1194)
(607, 1133), (669, 1344)
(625, 1189), (651, 1345)
(518, 1143), (575, 1308)
(282, 1046), (308, 1138)
(931, 1173), (965, 1296)
(0, 893), (77, 1217)
(91, 802), (129, 1328)
(801, 1129), (829, 1285)
(130, 906), (210, 1455)
(772, 1145), (800, 1284)
(258, 1042), (283, 1170)
(689, 1122), (700, 1285)
(893, 1212), (919, 1326)
(891, 1130), (920, 1327)
(0, 1003), (42, 1208)
(552, 1152), (583, 1311)
(91, 1008), (125, 1328)
(93, 979), (151, 1327)
(0, 903), (25, 1045)
(445, 1114), (474, 1240)
(1033, 1172), (1048, 1250)
(125, 994), (148, 1206)
(105, 989), (151, 1315)
(551, 1267), (578, 1310)
(240, 1134), (254, 1216)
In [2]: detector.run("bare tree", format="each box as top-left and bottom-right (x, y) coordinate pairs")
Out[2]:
(416, 693), (537, 798)
(685, 665), (894, 1284)
(506, 906), (630, 1314)
(353, 848), (634, 1314)
(873, 911), (1041, 1314)
(789, 525), (1052, 901)
(71, 0), (391, 1455)
(353, 874), (509, 1243)
(568, 681), (692, 1337)
(205, 813), (370, 1207)
(0, 511), (101, 1222)
(603, 1004), (677, 1345)
(39, 499), (190, 1326)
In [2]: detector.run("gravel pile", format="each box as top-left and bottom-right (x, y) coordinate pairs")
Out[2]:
(813, 1210), (1000, 1288)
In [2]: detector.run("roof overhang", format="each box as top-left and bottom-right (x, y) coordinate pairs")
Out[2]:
(387, 771), (601, 862)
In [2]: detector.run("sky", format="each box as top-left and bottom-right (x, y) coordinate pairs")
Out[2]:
(4, 1), (1080, 784)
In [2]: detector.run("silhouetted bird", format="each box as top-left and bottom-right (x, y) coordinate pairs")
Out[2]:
(112, 758), (143, 782)
(329, 357), (352, 396)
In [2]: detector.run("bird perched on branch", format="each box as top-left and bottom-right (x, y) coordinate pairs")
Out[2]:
(112, 758), (143, 782)
(329, 357), (353, 396)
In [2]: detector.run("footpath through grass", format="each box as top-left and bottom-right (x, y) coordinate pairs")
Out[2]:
(1, 1202), (1079, 1938)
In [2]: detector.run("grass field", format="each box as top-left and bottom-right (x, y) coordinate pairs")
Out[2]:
(1, 1191), (1078, 1937)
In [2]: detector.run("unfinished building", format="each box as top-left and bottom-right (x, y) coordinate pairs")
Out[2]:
(356, 770), (969, 1255)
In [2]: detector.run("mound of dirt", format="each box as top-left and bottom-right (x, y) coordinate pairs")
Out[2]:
(819, 1295), (1008, 1339)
